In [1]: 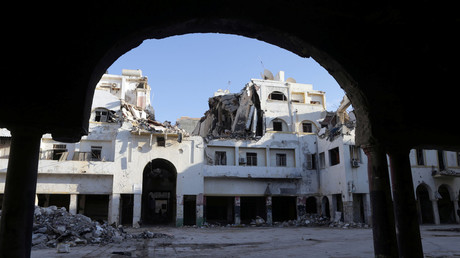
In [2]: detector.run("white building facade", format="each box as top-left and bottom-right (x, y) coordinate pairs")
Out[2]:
(0, 70), (459, 227)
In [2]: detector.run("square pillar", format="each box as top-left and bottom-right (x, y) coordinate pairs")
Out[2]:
(108, 193), (120, 225)
(132, 193), (142, 228)
(266, 196), (272, 225)
(296, 196), (306, 219)
(196, 194), (204, 227)
(453, 200), (459, 223)
(432, 200), (441, 225)
(176, 194), (184, 227)
(69, 194), (78, 215)
(234, 196), (241, 225)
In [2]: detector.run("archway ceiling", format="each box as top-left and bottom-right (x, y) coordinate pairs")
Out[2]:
(1, 1), (459, 150)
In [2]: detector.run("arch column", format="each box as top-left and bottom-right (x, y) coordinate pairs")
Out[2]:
(362, 144), (398, 258)
(0, 128), (43, 257)
(388, 147), (423, 257)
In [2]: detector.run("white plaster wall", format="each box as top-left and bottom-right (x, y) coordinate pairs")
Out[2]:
(204, 177), (301, 196)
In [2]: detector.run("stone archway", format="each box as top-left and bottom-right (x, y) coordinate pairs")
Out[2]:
(141, 158), (177, 225)
(416, 184), (434, 224)
(438, 185), (455, 224)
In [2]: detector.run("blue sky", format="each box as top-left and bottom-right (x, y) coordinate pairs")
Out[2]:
(108, 33), (344, 123)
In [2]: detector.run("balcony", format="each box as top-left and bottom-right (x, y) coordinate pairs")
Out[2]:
(432, 169), (460, 178)
(203, 165), (302, 179)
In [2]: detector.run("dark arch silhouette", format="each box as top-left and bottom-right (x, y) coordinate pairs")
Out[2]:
(141, 158), (177, 225)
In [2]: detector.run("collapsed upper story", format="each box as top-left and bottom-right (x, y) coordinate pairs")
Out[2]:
(193, 70), (326, 140)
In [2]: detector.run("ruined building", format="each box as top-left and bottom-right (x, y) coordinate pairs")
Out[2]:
(0, 70), (459, 229)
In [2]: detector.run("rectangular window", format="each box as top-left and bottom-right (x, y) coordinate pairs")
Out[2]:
(273, 121), (283, 131)
(246, 152), (257, 166)
(215, 151), (227, 166)
(319, 152), (326, 168)
(276, 153), (287, 167)
(457, 152), (460, 167)
(52, 144), (67, 161)
(302, 122), (312, 133)
(415, 149), (425, 166)
(329, 147), (340, 166)
(306, 153), (316, 170)
(157, 137), (165, 147)
(91, 146), (102, 161)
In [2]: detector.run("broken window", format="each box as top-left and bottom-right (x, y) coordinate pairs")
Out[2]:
(157, 137), (165, 147)
(329, 147), (340, 166)
(246, 152), (257, 166)
(306, 153), (316, 170)
(415, 149), (425, 166)
(91, 146), (102, 161)
(302, 122), (312, 133)
(215, 151), (227, 166)
(319, 152), (326, 168)
(273, 121), (283, 131)
(94, 108), (108, 122)
(52, 144), (67, 161)
(268, 91), (287, 101)
(276, 153), (287, 167)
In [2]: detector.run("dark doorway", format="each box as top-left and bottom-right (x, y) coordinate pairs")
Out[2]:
(183, 195), (196, 226)
(322, 196), (330, 217)
(305, 197), (317, 214)
(272, 196), (296, 222)
(240, 197), (266, 224)
(141, 159), (177, 225)
(78, 194), (109, 222)
(353, 194), (365, 223)
(333, 194), (344, 222)
(37, 194), (70, 211)
(120, 194), (134, 226)
(205, 196), (234, 225)
(438, 185), (455, 223)
(416, 185), (434, 224)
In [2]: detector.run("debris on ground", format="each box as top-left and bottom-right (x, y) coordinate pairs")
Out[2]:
(199, 214), (368, 229)
(31, 206), (174, 250)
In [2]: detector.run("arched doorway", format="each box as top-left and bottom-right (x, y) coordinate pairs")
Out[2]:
(141, 158), (177, 225)
(416, 184), (434, 224)
(438, 185), (455, 224)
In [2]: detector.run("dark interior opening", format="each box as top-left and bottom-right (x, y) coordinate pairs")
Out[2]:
(240, 196), (266, 224)
(272, 196), (296, 222)
(205, 196), (234, 225)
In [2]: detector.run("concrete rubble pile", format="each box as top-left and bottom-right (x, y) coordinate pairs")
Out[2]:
(121, 102), (187, 137)
(31, 206), (173, 250)
(192, 84), (263, 140)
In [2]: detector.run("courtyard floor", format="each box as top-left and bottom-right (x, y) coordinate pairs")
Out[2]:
(31, 224), (460, 258)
